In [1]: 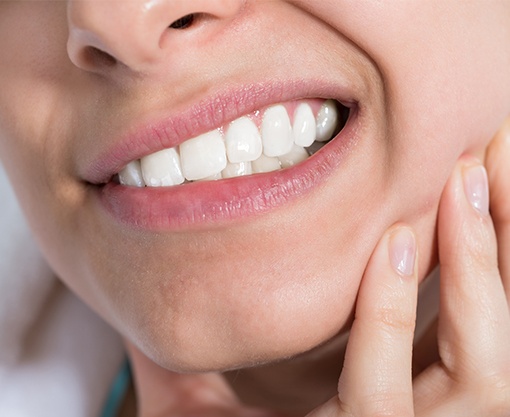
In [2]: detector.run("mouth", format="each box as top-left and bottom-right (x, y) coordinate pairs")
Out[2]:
(115, 99), (349, 187)
(87, 83), (361, 230)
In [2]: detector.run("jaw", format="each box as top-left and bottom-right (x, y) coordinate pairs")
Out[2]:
(77, 143), (442, 376)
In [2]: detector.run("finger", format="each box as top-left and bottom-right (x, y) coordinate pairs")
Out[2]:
(336, 225), (418, 416)
(485, 116), (510, 303)
(437, 158), (510, 377)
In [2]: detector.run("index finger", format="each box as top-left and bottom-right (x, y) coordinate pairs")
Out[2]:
(337, 225), (418, 416)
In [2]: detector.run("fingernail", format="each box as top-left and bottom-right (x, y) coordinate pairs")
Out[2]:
(389, 227), (416, 277)
(463, 165), (489, 216)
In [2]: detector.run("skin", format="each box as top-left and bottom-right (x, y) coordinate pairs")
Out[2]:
(0, 0), (510, 415)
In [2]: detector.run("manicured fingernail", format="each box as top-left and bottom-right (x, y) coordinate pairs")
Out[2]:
(389, 227), (416, 277)
(463, 165), (489, 215)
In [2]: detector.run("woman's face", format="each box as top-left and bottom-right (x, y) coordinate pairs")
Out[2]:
(0, 0), (509, 372)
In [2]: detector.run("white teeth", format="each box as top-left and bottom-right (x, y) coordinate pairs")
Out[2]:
(118, 160), (145, 187)
(225, 117), (262, 163)
(293, 103), (316, 147)
(252, 154), (281, 173)
(278, 145), (309, 169)
(180, 130), (227, 181)
(261, 105), (294, 157)
(119, 100), (344, 187)
(140, 148), (184, 187)
(222, 161), (253, 179)
(316, 100), (338, 142)
(201, 172), (223, 181)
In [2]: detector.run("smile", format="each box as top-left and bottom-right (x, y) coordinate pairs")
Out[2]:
(117, 99), (347, 187)
(87, 81), (362, 230)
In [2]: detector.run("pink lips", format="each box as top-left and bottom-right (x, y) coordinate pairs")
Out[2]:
(85, 81), (360, 230)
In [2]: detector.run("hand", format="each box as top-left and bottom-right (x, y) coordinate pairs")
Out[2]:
(308, 117), (510, 417)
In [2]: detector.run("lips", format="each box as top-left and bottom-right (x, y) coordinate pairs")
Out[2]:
(84, 81), (361, 230)
(116, 99), (347, 187)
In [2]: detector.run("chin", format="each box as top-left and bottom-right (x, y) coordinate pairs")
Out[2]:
(131, 312), (348, 373)
(112, 250), (362, 373)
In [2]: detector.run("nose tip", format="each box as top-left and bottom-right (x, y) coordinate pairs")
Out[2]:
(67, 0), (244, 75)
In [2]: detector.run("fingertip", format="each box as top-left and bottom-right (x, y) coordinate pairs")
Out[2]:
(357, 224), (419, 324)
(440, 156), (489, 221)
(438, 158), (495, 265)
(462, 163), (489, 216)
(389, 226), (417, 278)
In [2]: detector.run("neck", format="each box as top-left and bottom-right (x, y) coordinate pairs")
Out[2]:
(224, 332), (348, 416)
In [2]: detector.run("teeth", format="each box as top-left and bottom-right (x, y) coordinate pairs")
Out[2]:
(225, 117), (262, 163)
(222, 161), (253, 178)
(278, 145), (309, 169)
(316, 100), (338, 142)
(119, 160), (145, 187)
(252, 154), (281, 174)
(293, 103), (316, 147)
(180, 130), (227, 181)
(119, 100), (345, 187)
(140, 148), (184, 187)
(201, 172), (223, 181)
(261, 105), (294, 157)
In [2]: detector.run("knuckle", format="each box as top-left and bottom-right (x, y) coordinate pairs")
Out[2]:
(371, 302), (416, 335)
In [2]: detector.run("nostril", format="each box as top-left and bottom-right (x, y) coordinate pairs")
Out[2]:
(169, 14), (196, 30)
(67, 0), (242, 74)
(83, 46), (117, 68)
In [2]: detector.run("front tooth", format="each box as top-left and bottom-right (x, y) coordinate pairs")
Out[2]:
(261, 105), (293, 157)
(252, 154), (281, 173)
(222, 161), (253, 179)
(140, 148), (185, 187)
(293, 103), (316, 147)
(225, 117), (262, 163)
(180, 130), (227, 181)
(316, 100), (338, 142)
(278, 145), (309, 169)
(119, 160), (145, 187)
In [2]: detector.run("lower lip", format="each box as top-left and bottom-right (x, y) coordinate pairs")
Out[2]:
(95, 111), (359, 231)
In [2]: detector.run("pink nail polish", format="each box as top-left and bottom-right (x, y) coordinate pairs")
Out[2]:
(389, 228), (416, 277)
(463, 165), (489, 216)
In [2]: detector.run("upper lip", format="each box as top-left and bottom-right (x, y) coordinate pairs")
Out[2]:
(81, 78), (361, 185)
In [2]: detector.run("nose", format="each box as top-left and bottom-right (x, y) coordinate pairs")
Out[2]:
(67, 0), (244, 75)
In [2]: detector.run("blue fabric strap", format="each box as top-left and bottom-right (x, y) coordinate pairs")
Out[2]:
(100, 359), (132, 417)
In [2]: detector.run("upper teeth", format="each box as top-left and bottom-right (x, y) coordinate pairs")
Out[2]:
(118, 100), (340, 188)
